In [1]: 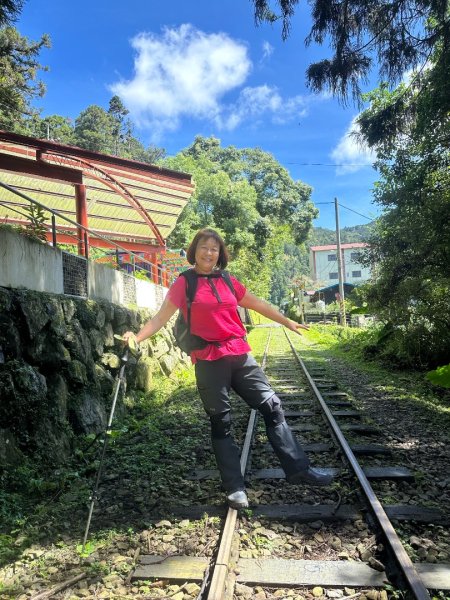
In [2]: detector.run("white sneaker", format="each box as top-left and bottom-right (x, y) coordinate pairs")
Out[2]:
(227, 490), (249, 509)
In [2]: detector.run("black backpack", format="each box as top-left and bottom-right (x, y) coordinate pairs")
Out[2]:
(172, 269), (237, 354)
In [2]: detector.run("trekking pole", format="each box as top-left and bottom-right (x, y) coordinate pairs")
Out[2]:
(82, 336), (140, 550)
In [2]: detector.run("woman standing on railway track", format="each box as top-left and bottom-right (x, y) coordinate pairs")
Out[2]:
(124, 228), (333, 509)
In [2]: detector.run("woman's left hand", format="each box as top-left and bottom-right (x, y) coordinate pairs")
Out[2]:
(286, 319), (310, 335)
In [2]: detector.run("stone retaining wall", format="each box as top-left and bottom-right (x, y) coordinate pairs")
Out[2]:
(0, 286), (187, 467)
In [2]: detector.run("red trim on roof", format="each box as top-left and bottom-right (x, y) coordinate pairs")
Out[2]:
(310, 243), (367, 251)
(0, 152), (83, 184)
(0, 130), (193, 185)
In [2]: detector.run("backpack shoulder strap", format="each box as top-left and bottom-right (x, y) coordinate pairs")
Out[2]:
(220, 271), (246, 326)
(180, 269), (198, 303)
(220, 270), (236, 297)
(179, 269), (198, 334)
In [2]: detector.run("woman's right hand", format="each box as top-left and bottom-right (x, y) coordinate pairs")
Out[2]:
(121, 331), (141, 356)
(122, 331), (137, 344)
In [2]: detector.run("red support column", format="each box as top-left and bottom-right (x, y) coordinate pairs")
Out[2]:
(147, 254), (156, 283)
(75, 184), (88, 257)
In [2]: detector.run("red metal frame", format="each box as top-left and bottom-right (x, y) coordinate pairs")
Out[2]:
(39, 151), (166, 246)
(75, 184), (88, 256)
(0, 129), (195, 254)
(0, 130), (193, 186)
(43, 231), (164, 254)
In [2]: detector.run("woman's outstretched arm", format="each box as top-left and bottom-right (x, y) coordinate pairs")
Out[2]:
(239, 291), (309, 335)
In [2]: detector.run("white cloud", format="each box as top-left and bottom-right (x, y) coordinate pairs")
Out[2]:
(262, 41), (274, 60)
(330, 117), (376, 174)
(215, 85), (308, 130)
(110, 24), (251, 135)
(110, 25), (307, 137)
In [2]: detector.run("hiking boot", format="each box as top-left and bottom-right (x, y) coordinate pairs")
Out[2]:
(227, 490), (249, 509)
(288, 467), (334, 487)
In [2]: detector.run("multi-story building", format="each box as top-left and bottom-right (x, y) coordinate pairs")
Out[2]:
(309, 242), (371, 286)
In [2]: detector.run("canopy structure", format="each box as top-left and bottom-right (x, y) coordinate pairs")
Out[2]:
(0, 130), (195, 254)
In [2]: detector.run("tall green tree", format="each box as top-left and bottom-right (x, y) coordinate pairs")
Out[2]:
(26, 113), (75, 143)
(0, 0), (23, 25)
(72, 98), (165, 162)
(251, 0), (450, 105)
(239, 147), (316, 245)
(165, 152), (260, 253)
(356, 53), (450, 367)
(183, 136), (316, 246)
(73, 105), (116, 153)
(0, 26), (50, 129)
(108, 94), (129, 156)
(165, 137), (316, 300)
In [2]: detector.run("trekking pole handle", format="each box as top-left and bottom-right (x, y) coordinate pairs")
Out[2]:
(114, 334), (141, 359)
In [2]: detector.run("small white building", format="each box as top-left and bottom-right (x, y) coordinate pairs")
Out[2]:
(309, 243), (371, 286)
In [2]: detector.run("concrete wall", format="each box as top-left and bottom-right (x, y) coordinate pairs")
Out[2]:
(0, 229), (167, 311)
(88, 261), (125, 305)
(0, 228), (64, 294)
(88, 263), (167, 310)
(135, 277), (167, 311)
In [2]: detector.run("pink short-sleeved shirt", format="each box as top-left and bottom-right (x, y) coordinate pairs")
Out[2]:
(167, 272), (251, 363)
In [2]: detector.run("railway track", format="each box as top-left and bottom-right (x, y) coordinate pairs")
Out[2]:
(132, 325), (450, 599)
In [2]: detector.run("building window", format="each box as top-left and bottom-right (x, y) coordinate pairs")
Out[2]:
(329, 272), (338, 279)
(328, 254), (337, 261)
(352, 270), (362, 278)
(350, 252), (360, 261)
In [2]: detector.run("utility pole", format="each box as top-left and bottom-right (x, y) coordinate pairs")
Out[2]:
(334, 197), (347, 327)
(298, 277), (305, 324)
(291, 277), (306, 323)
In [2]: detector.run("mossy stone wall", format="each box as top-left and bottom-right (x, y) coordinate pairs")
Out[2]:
(0, 287), (186, 467)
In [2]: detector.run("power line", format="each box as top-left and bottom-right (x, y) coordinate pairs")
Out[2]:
(315, 201), (374, 222)
(339, 203), (374, 221)
(286, 162), (374, 167)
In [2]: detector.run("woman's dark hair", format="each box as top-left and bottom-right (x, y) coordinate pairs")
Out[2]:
(186, 228), (229, 269)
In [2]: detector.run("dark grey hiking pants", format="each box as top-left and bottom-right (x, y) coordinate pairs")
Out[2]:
(194, 354), (310, 493)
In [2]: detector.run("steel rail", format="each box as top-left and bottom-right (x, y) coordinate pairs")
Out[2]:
(206, 329), (272, 600)
(284, 330), (431, 600)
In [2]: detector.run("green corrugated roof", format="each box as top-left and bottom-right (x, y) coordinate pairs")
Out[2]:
(0, 132), (194, 247)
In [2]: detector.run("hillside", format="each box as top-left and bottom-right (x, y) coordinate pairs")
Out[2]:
(309, 222), (375, 246)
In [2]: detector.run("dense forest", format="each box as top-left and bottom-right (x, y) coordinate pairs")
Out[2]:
(1, 0), (449, 369)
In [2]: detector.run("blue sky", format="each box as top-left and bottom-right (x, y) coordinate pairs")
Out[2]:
(18, 0), (381, 230)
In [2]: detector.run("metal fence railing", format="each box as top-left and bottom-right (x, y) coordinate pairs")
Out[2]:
(0, 180), (176, 297)
(304, 311), (375, 327)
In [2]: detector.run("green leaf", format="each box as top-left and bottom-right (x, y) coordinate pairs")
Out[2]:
(426, 364), (450, 389)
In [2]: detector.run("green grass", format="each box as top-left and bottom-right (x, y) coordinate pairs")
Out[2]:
(0, 362), (200, 568)
(291, 324), (450, 429)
